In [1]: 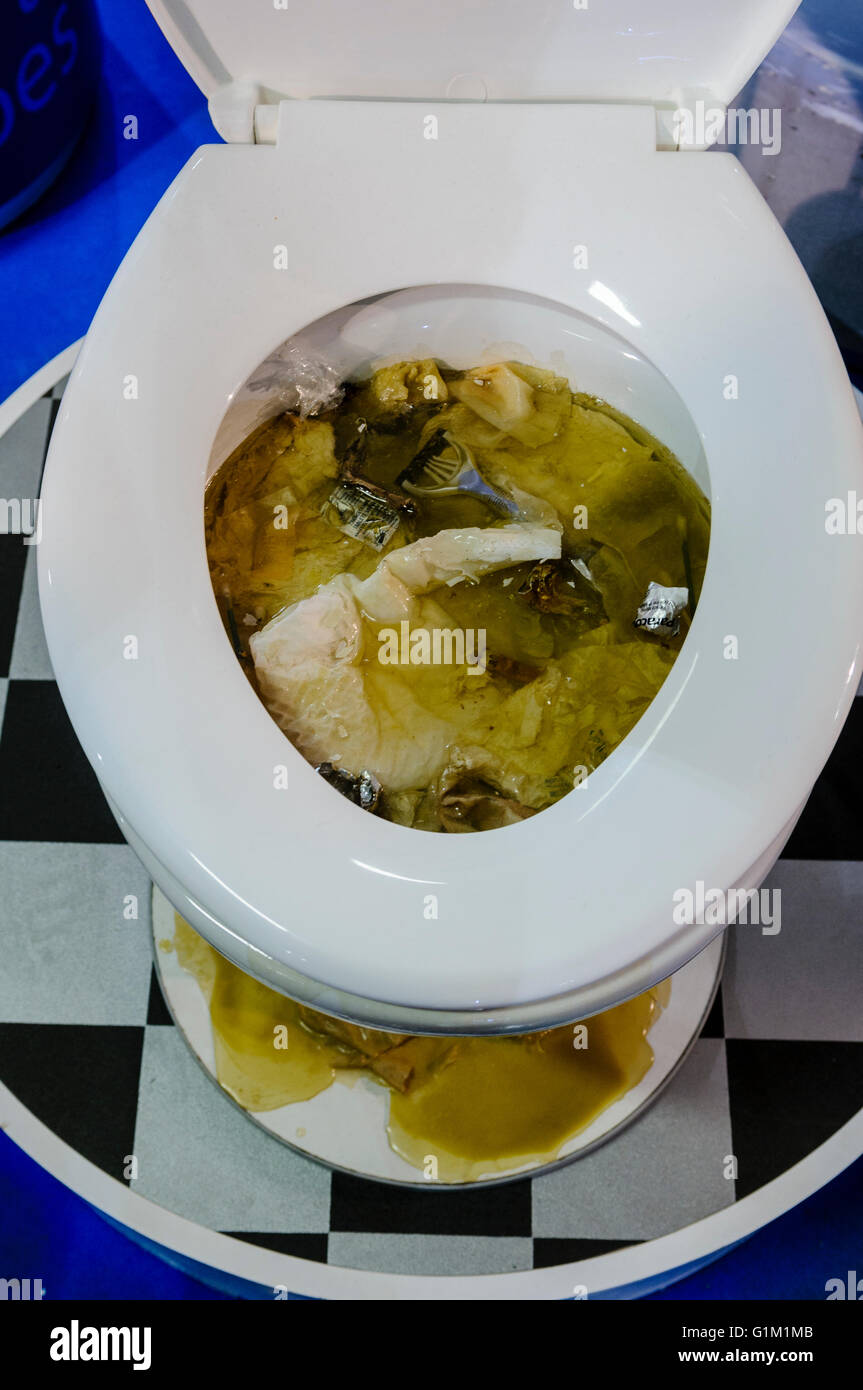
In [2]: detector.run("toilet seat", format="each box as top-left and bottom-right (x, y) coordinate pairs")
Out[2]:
(38, 16), (863, 1030)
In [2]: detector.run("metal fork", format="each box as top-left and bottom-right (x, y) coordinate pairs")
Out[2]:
(397, 431), (519, 518)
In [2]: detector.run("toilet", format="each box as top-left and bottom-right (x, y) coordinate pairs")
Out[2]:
(37, 0), (863, 1036)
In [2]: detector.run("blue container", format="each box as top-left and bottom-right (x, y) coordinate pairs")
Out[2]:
(0, 0), (101, 229)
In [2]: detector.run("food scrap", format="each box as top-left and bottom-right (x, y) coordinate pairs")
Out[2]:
(205, 357), (709, 831)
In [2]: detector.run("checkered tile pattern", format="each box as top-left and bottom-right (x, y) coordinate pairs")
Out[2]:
(1, 381), (862, 1278)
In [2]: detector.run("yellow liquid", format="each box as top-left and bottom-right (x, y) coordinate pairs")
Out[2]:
(174, 916), (669, 1182)
(204, 360), (710, 833)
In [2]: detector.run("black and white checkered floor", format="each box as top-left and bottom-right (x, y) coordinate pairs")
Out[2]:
(1, 376), (862, 1281)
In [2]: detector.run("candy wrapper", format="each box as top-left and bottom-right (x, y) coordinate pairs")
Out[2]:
(324, 483), (401, 550)
(633, 582), (689, 637)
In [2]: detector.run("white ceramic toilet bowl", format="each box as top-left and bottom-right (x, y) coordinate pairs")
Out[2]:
(37, 6), (863, 1033)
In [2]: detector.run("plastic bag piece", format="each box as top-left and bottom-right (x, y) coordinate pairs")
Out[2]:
(241, 340), (344, 423)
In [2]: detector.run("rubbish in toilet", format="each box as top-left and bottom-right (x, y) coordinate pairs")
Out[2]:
(241, 340), (344, 428)
(634, 581), (689, 637)
(315, 762), (382, 812)
(205, 357), (710, 832)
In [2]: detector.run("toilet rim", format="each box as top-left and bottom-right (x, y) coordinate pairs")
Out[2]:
(38, 131), (863, 1022)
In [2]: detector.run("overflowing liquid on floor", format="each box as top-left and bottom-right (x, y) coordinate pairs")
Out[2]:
(172, 916), (670, 1181)
(205, 357), (710, 833)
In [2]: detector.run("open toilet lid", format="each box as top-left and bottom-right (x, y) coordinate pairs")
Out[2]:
(147, 0), (800, 133)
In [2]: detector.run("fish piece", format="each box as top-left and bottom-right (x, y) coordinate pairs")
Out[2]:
(355, 523), (561, 623)
(368, 1048), (417, 1092)
(450, 363), (534, 432)
(368, 1036), (458, 1092)
(315, 762), (382, 812)
(450, 362), (570, 446)
(295, 1003), (451, 1094)
(485, 653), (543, 685)
(296, 1004), (408, 1058)
(249, 524), (561, 790)
(518, 557), (607, 626)
(438, 776), (537, 833)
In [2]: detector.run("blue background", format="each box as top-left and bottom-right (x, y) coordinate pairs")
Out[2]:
(1, 0), (861, 1300)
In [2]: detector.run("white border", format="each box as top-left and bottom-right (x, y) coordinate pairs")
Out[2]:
(3, 347), (861, 1298)
(2, 1081), (861, 1299)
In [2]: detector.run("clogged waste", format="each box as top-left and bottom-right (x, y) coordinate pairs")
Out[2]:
(205, 357), (710, 831)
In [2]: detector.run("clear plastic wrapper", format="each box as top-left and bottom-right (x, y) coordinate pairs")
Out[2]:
(241, 341), (344, 422)
(633, 581), (689, 637)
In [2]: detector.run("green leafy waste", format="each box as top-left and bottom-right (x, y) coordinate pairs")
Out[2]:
(204, 358), (709, 832)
